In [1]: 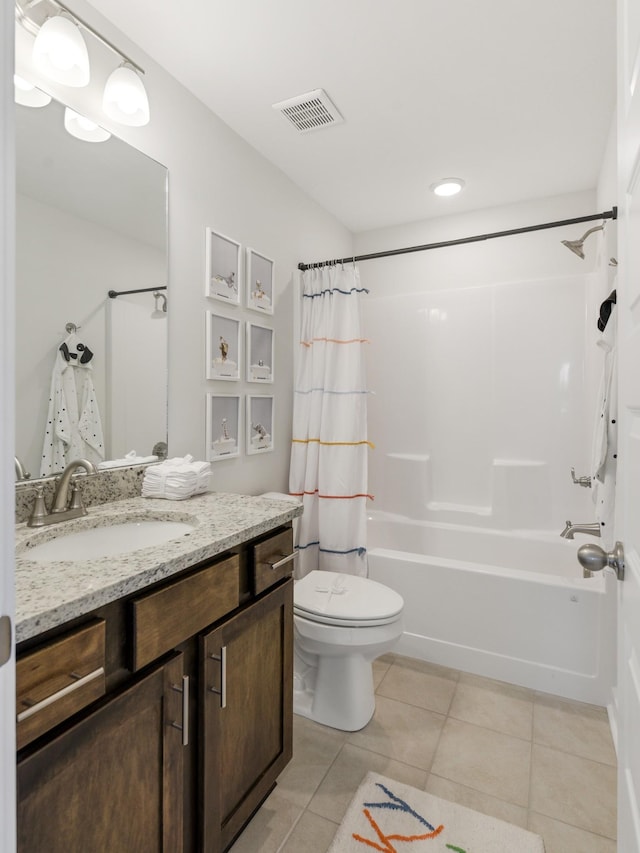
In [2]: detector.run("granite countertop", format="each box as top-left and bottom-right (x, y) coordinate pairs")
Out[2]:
(15, 492), (302, 644)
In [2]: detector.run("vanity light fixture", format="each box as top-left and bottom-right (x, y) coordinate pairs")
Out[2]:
(32, 13), (90, 87)
(14, 75), (52, 107)
(103, 63), (150, 127)
(431, 178), (465, 197)
(64, 107), (111, 142)
(16, 0), (150, 127)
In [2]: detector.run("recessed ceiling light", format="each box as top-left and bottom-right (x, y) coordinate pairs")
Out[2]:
(431, 178), (465, 197)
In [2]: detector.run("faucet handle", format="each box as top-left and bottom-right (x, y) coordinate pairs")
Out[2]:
(570, 467), (592, 488)
(27, 485), (48, 528)
(68, 482), (88, 514)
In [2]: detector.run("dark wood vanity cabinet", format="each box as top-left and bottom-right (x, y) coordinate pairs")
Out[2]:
(18, 652), (185, 853)
(16, 524), (295, 853)
(201, 579), (293, 852)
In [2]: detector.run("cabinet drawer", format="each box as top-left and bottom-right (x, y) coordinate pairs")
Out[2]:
(252, 528), (295, 595)
(131, 554), (239, 671)
(17, 619), (106, 750)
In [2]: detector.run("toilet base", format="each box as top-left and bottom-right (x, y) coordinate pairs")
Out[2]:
(293, 648), (376, 731)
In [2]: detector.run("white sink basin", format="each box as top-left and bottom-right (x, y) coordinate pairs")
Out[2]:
(22, 520), (196, 562)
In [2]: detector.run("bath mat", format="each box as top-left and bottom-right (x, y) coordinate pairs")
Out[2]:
(328, 772), (545, 852)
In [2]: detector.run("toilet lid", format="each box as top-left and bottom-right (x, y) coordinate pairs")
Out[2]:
(294, 570), (404, 627)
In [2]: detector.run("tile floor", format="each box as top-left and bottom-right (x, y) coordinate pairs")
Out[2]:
(229, 654), (617, 853)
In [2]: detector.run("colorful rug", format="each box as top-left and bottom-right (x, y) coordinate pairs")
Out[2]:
(328, 773), (545, 852)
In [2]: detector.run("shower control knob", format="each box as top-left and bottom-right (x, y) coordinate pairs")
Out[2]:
(577, 541), (625, 581)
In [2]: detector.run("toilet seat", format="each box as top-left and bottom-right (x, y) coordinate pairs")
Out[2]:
(294, 570), (403, 628)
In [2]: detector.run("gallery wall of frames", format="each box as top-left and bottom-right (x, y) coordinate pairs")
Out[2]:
(205, 228), (276, 462)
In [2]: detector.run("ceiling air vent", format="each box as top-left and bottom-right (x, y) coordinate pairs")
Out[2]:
(272, 88), (343, 134)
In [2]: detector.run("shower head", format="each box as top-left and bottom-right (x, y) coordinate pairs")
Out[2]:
(151, 290), (167, 318)
(561, 224), (605, 259)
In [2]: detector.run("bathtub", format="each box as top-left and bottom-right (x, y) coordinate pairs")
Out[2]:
(367, 511), (617, 705)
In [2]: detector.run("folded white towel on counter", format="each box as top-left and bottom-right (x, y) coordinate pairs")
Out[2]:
(98, 450), (158, 470)
(142, 454), (211, 500)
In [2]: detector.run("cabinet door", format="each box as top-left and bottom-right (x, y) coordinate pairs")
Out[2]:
(201, 579), (293, 853)
(17, 652), (186, 853)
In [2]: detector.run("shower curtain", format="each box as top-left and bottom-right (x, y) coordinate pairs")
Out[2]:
(289, 264), (371, 578)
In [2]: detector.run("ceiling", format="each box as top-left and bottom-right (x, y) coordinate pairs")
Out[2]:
(85, 0), (617, 234)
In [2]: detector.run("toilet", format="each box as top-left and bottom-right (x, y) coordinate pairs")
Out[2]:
(293, 570), (404, 731)
(260, 492), (404, 731)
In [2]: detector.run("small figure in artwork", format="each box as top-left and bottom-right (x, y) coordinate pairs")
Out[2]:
(214, 271), (236, 291)
(250, 421), (271, 450)
(254, 279), (265, 300)
(219, 336), (229, 361)
(212, 415), (236, 454)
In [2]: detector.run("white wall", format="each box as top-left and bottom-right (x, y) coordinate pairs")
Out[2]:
(108, 292), (168, 461)
(16, 193), (166, 476)
(14, 2), (353, 496)
(355, 191), (611, 530)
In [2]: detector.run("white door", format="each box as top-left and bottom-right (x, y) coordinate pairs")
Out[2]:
(0, 0), (16, 849)
(615, 0), (640, 849)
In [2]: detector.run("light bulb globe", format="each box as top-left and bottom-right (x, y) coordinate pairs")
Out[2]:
(32, 16), (90, 87)
(14, 75), (52, 107)
(64, 108), (111, 143)
(103, 65), (150, 127)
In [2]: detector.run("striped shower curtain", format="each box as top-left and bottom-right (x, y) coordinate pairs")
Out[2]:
(289, 264), (371, 578)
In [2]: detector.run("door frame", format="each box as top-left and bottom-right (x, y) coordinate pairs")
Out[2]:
(0, 0), (17, 850)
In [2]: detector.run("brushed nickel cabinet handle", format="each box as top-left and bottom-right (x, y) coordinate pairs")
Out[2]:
(269, 552), (296, 571)
(170, 675), (189, 746)
(17, 667), (104, 723)
(209, 645), (227, 709)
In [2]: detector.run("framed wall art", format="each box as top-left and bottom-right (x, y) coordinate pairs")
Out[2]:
(206, 394), (241, 461)
(205, 228), (241, 305)
(246, 247), (274, 315)
(246, 322), (274, 383)
(206, 312), (240, 380)
(246, 395), (274, 454)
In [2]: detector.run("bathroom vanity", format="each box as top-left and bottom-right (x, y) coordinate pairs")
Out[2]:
(14, 492), (301, 853)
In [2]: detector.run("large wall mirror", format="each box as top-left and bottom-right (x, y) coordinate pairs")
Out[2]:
(15, 96), (168, 481)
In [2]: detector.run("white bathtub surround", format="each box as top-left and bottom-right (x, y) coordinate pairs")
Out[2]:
(365, 273), (598, 531)
(367, 511), (617, 705)
(381, 454), (555, 529)
(289, 265), (371, 577)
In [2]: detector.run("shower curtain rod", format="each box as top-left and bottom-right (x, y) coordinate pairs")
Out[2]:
(108, 286), (167, 298)
(297, 207), (617, 271)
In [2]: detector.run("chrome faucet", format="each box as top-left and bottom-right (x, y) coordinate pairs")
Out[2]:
(51, 459), (98, 512)
(27, 459), (98, 527)
(570, 467), (592, 488)
(560, 520), (601, 539)
(14, 456), (30, 481)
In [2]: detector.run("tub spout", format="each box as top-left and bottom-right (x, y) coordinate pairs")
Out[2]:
(560, 520), (601, 539)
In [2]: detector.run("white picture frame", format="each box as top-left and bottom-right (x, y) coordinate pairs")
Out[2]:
(205, 228), (241, 305)
(246, 395), (274, 455)
(206, 312), (240, 380)
(246, 322), (274, 383)
(246, 247), (274, 315)
(206, 394), (241, 461)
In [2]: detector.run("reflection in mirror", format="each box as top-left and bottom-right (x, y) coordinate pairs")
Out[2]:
(15, 96), (168, 481)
